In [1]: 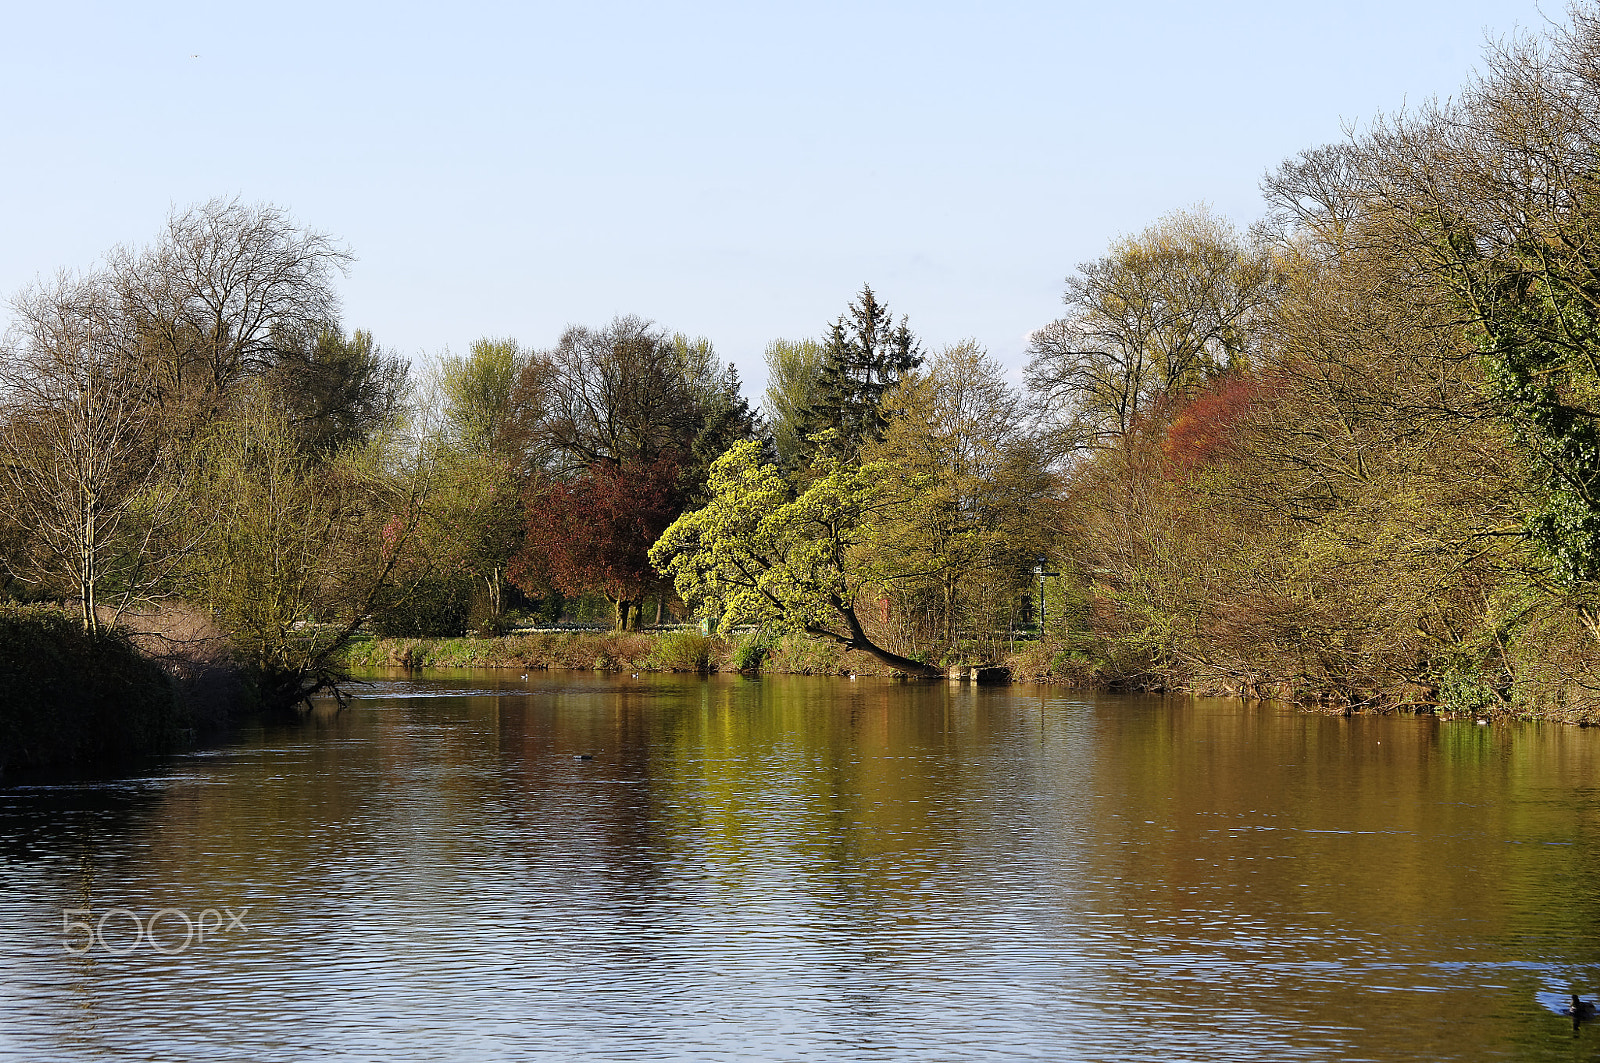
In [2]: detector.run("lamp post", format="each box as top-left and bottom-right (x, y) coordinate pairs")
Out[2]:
(1033, 556), (1059, 636)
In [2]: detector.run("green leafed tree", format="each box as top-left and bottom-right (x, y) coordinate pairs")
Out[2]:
(181, 384), (427, 707)
(762, 337), (826, 471)
(438, 337), (524, 457)
(649, 438), (942, 676)
(268, 326), (409, 458)
(865, 341), (1054, 656)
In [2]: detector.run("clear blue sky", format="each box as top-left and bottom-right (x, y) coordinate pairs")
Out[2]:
(0, 0), (1547, 396)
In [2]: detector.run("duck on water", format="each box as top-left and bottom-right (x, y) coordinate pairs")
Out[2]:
(1565, 994), (1597, 1029)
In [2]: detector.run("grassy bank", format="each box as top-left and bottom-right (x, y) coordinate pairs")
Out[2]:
(342, 628), (921, 677)
(342, 628), (1561, 720)
(0, 607), (187, 779)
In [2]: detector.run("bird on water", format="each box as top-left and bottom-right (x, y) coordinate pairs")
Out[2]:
(1565, 994), (1596, 1028)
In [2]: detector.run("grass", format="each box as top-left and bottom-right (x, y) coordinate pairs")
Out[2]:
(646, 630), (716, 672)
(344, 630), (668, 672)
(342, 627), (910, 677)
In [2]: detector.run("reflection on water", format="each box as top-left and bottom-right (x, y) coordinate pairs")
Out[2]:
(3, 673), (1600, 1061)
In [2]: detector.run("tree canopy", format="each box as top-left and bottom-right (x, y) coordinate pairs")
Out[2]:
(649, 439), (941, 675)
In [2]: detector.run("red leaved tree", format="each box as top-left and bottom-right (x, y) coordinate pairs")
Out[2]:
(508, 458), (679, 630)
(1162, 375), (1263, 471)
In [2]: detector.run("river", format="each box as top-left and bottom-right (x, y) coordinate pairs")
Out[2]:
(2, 672), (1599, 1061)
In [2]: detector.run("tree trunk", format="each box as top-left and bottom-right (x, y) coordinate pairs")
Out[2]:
(81, 490), (98, 636)
(806, 596), (943, 677)
(943, 573), (955, 651)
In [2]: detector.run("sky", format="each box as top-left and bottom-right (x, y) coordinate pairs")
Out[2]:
(0, 0), (1551, 398)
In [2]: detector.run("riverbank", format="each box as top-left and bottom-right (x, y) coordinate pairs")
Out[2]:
(341, 628), (908, 676)
(0, 608), (183, 779)
(0, 605), (254, 781)
(344, 629), (1090, 684)
(341, 629), (1587, 722)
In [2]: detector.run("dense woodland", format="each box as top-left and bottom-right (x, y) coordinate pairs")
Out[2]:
(9, 8), (1600, 716)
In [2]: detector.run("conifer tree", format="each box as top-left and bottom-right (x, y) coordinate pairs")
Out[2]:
(798, 285), (922, 463)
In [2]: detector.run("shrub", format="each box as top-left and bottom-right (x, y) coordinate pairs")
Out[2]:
(731, 633), (769, 672)
(766, 632), (848, 675)
(368, 577), (470, 637)
(0, 607), (183, 778)
(649, 630), (714, 672)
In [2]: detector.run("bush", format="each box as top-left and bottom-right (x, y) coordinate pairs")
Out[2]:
(731, 633), (769, 672)
(649, 630), (714, 672)
(1006, 638), (1107, 684)
(765, 632), (849, 675)
(0, 607), (183, 778)
(369, 577), (470, 637)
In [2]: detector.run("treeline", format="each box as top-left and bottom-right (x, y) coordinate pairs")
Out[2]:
(1012, 7), (1600, 715)
(10, 6), (1600, 716)
(0, 201), (761, 708)
(652, 4), (1600, 713)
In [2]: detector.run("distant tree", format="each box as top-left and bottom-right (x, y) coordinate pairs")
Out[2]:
(526, 316), (751, 476)
(679, 345), (758, 504)
(1026, 208), (1273, 456)
(650, 439), (943, 675)
(797, 285), (922, 463)
(389, 447), (525, 635)
(109, 197), (352, 420)
(439, 337), (525, 457)
(402, 336), (533, 630)
(1256, 143), (1367, 252)
(762, 337), (826, 471)
(866, 342), (1054, 654)
(511, 458), (679, 631)
(267, 326), (409, 458)
(180, 384), (429, 707)
(500, 318), (755, 618)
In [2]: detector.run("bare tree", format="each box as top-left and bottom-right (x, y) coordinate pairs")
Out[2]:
(1257, 143), (1369, 251)
(0, 272), (196, 633)
(1026, 208), (1274, 456)
(110, 197), (352, 414)
(524, 315), (752, 478)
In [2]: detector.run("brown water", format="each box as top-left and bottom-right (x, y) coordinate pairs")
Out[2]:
(2, 673), (1600, 1061)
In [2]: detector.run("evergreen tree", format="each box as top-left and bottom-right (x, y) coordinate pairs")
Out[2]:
(798, 285), (923, 463)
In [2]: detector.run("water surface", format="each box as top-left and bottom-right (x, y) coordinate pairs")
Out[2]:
(3, 673), (1599, 1061)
